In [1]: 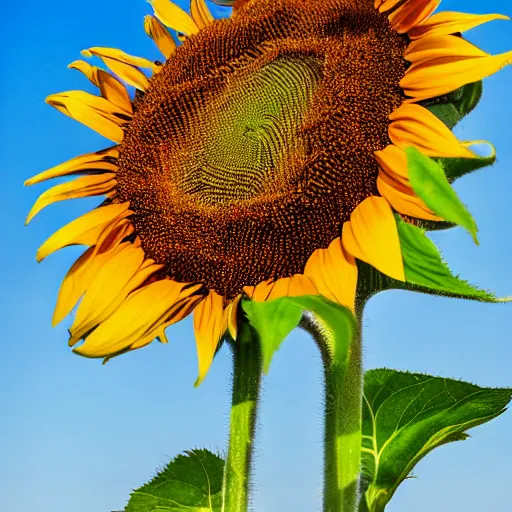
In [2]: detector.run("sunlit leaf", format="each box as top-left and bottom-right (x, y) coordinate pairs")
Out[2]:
(242, 295), (355, 372)
(360, 369), (512, 512)
(406, 147), (478, 243)
(397, 218), (503, 302)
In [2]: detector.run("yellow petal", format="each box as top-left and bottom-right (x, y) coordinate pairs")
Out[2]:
(401, 47), (512, 102)
(304, 237), (358, 311)
(378, 0), (401, 13)
(70, 245), (161, 345)
(25, 147), (118, 186)
(82, 47), (154, 69)
(404, 34), (488, 64)
(149, 0), (200, 36)
(46, 91), (126, 142)
(377, 174), (441, 221)
(374, 145), (410, 188)
(193, 290), (227, 385)
(52, 219), (134, 325)
(388, 0), (440, 34)
(225, 295), (241, 340)
(144, 15), (177, 58)
(288, 275), (319, 297)
(409, 12), (510, 40)
(266, 275), (319, 300)
(190, 0), (214, 29)
(69, 60), (132, 113)
(74, 279), (197, 357)
(388, 104), (475, 159)
(342, 196), (405, 281)
(82, 48), (150, 91)
(36, 203), (131, 262)
(26, 173), (116, 224)
(243, 279), (274, 302)
(53, 247), (103, 326)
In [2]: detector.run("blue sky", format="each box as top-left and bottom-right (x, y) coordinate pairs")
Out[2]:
(1, 1), (511, 511)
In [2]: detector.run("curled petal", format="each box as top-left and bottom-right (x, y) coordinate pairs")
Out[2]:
(388, 104), (475, 158)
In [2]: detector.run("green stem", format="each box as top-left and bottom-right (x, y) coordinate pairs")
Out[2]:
(301, 310), (363, 512)
(222, 320), (262, 512)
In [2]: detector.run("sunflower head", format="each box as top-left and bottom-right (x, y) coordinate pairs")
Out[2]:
(26, 0), (511, 382)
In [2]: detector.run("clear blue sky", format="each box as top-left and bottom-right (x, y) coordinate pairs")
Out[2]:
(1, 1), (511, 511)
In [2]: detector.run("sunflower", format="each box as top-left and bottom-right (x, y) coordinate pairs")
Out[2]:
(26, 0), (511, 382)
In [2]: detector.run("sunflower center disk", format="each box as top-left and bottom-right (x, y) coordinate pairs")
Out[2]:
(179, 56), (321, 205)
(117, 0), (408, 298)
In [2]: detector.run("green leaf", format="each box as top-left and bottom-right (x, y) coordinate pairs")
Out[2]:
(406, 146), (479, 243)
(242, 295), (356, 371)
(397, 218), (503, 302)
(241, 298), (302, 373)
(360, 369), (512, 512)
(124, 449), (224, 512)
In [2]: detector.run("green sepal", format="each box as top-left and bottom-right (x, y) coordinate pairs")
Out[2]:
(360, 369), (512, 512)
(242, 295), (356, 372)
(425, 81), (483, 129)
(453, 80), (483, 119)
(406, 146), (479, 243)
(124, 449), (224, 511)
(437, 141), (496, 183)
(426, 102), (461, 130)
(397, 218), (503, 302)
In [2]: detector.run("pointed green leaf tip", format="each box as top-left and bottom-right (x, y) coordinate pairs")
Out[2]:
(241, 298), (301, 373)
(242, 295), (355, 373)
(397, 218), (502, 302)
(124, 449), (224, 511)
(406, 146), (479, 244)
(360, 369), (512, 512)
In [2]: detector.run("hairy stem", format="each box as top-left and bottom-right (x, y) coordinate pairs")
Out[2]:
(222, 320), (262, 512)
(301, 310), (363, 512)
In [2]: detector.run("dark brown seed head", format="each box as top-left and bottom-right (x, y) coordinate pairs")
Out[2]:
(116, 0), (408, 299)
